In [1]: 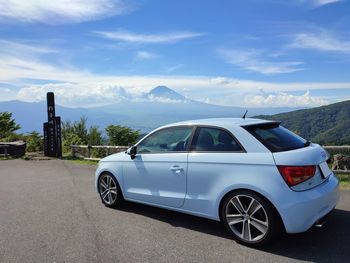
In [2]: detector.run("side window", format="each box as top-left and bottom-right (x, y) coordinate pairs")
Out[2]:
(190, 127), (243, 152)
(137, 127), (193, 153)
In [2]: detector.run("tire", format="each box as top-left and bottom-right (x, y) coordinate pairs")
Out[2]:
(220, 190), (281, 247)
(98, 173), (123, 208)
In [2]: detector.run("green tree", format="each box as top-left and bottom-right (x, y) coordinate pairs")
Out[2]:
(106, 125), (140, 146)
(62, 118), (89, 153)
(88, 126), (105, 158)
(88, 126), (103, 145)
(73, 117), (89, 143)
(62, 133), (85, 154)
(61, 117), (104, 155)
(0, 112), (21, 139)
(61, 120), (74, 139)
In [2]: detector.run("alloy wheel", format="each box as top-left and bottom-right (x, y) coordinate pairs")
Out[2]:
(225, 194), (269, 242)
(99, 174), (118, 205)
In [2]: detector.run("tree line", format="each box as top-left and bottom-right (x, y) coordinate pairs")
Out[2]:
(0, 112), (140, 156)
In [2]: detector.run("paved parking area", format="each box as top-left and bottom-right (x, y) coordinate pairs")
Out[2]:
(0, 159), (349, 263)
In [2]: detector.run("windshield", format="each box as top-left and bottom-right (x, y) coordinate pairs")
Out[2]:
(244, 123), (308, 152)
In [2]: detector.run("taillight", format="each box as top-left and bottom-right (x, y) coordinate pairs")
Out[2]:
(277, 165), (316, 187)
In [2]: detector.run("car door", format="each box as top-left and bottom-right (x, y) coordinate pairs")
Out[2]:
(123, 126), (194, 208)
(185, 126), (253, 214)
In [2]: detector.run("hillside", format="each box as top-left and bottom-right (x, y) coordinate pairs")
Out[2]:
(258, 100), (350, 145)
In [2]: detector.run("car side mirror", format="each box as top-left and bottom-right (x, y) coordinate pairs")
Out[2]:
(127, 146), (137, 160)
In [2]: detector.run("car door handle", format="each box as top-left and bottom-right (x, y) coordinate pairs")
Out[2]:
(169, 165), (184, 173)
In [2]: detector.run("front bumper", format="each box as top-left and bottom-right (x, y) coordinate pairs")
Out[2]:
(279, 173), (340, 233)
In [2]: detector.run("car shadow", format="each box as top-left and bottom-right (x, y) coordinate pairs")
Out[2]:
(116, 201), (231, 239)
(261, 208), (350, 262)
(115, 202), (350, 262)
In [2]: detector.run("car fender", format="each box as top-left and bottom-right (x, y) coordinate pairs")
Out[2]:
(95, 162), (124, 193)
(214, 183), (280, 220)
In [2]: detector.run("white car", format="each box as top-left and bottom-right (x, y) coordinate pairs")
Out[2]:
(95, 118), (339, 246)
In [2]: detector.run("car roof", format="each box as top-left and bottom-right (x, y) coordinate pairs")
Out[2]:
(159, 117), (276, 130)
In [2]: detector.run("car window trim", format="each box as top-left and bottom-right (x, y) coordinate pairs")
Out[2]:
(189, 125), (246, 153)
(135, 125), (195, 154)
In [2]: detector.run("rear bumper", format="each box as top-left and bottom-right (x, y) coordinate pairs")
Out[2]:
(279, 173), (340, 233)
(314, 209), (333, 228)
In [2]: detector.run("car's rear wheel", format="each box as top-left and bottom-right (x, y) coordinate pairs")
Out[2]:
(221, 190), (281, 247)
(98, 173), (123, 208)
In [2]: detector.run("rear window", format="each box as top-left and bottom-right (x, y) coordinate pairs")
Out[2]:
(244, 123), (308, 152)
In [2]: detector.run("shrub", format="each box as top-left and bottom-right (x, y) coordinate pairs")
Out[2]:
(25, 131), (44, 152)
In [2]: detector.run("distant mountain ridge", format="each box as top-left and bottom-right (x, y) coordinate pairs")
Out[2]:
(257, 100), (350, 145)
(146, 86), (187, 102)
(0, 86), (302, 133)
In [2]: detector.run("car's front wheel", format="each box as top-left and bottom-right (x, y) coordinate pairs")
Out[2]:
(221, 190), (281, 247)
(98, 173), (123, 208)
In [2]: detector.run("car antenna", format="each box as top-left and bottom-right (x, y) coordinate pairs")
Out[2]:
(242, 110), (248, 119)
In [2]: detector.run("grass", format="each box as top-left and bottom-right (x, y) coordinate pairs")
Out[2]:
(68, 159), (99, 166)
(0, 156), (12, 160)
(62, 156), (99, 166)
(336, 174), (350, 190)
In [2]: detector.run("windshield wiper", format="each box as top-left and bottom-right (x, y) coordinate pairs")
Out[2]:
(304, 140), (311, 147)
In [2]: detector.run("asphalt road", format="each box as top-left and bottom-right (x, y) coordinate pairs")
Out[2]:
(0, 159), (350, 263)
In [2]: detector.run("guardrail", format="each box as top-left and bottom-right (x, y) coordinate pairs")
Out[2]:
(70, 145), (128, 160)
(70, 144), (350, 174)
(323, 145), (350, 150)
(323, 146), (350, 174)
(0, 141), (26, 157)
(0, 145), (9, 157)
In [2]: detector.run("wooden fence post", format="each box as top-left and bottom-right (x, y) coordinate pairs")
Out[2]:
(87, 145), (92, 158)
(71, 146), (76, 158)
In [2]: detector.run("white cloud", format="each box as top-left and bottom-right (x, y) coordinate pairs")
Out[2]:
(208, 76), (350, 92)
(0, 40), (58, 55)
(0, 40), (89, 83)
(311, 0), (342, 6)
(0, 87), (11, 93)
(11, 74), (349, 108)
(288, 31), (350, 53)
(244, 90), (328, 107)
(0, 0), (129, 24)
(147, 94), (185, 104)
(1, 40), (348, 107)
(218, 49), (303, 75)
(15, 82), (190, 106)
(295, 0), (342, 7)
(135, 51), (158, 60)
(0, 55), (89, 83)
(94, 29), (204, 43)
(16, 83), (130, 107)
(0, 87), (17, 101)
(165, 64), (184, 73)
(2, 50), (348, 107)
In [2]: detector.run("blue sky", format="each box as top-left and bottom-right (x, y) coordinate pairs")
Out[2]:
(0, 0), (349, 107)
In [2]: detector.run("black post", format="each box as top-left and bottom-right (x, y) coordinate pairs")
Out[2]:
(44, 92), (62, 158)
(55, 116), (62, 158)
(43, 122), (48, 156)
(47, 92), (56, 157)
